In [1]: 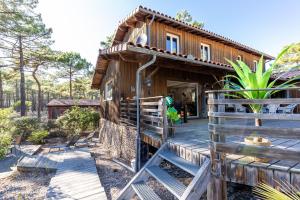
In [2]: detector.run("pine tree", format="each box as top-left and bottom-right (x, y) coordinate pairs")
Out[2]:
(56, 52), (92, 99)
(0, 0), (52, 116)
(175, 10), (204, 28)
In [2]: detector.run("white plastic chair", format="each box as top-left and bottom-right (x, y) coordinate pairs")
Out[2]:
(234, 104), (246, 113)
(277, 104), (298, 114)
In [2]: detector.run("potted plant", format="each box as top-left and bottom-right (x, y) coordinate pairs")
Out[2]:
(165, 96), (180, 137)
(224, 46), (298, 162)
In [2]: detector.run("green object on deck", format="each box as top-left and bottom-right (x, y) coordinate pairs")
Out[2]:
(167, 107), (180, 124)
(165, 96), (173, 107)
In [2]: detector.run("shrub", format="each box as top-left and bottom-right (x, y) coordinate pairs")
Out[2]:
(28, 130), (49, 144)
(56, 106), (100, 136)
(46, 119), (59, 130)
(13, 116), (39, 138)
(12, 100), (32, 112)
(0, 134), (12, 159)
(0, 108), (15, 135)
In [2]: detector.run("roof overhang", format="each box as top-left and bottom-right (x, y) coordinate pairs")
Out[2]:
(91, 43), (235, 89)
(112, 6), (275, 60)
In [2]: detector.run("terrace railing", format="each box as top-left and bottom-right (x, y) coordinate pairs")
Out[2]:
(120, 96), (168, 142)
(120, 98), (137, 127)
(206, 87), (300, 199)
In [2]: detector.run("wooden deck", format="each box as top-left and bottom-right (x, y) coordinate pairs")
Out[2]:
(12, 144), (42, 156)
(142, 118), (300, 187)
(17, 152), (64, 172)
(46, 148), (106, 200)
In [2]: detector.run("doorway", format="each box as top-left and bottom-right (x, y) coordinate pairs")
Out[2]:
(167, 80), (199, 118)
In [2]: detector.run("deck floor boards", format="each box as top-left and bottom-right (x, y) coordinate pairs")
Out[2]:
(17, 151), (64, 172)
(142, 118), (300, 188)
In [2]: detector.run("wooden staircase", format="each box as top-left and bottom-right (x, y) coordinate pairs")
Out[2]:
(117, 143), (211, 200)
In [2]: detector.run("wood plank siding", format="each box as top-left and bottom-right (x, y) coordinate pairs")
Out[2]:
(99, 60), (121, 123)
(98, 12), (269, 123)
(148, 21), (261, 69)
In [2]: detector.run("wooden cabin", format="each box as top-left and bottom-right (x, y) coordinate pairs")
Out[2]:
(91, 6), (274, 162)
(92, 6), (274, 121)
(47, 99), (100, 119)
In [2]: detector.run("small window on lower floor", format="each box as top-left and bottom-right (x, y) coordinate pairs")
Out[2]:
(253, 60), (258, 71)
(237, 55), (242, 61)
(105, 80), (113, 101)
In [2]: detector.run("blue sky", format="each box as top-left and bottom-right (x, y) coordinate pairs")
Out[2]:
(37, 0), (300, 66)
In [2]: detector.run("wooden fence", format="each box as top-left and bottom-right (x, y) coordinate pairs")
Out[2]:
(207, 87), (300, 200)
(120, 96), (168, 142)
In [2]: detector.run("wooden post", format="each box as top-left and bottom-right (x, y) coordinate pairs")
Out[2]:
(218, 93), (227, 200)
(162, 97), (168, 143)
(207, 92), (227, 200)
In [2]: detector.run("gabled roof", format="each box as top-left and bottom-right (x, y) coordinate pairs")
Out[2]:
(112, 5), (274, 60)
(47, 99), (99, 107)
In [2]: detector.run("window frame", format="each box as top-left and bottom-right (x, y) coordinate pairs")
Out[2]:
(200, 43), (211, 61)
(105, 79), (113, 101)
(253, 60), (258, 71)
(237, 55), (242, 61)
(166, 33), (180, 54)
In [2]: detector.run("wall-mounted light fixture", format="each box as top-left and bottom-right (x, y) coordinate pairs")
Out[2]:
(144, 78), (152, 87)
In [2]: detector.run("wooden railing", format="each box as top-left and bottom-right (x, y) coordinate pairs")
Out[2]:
(120, 99), (137, 127)
(120, 96), (168, 142)
(206, 87), (300, 199)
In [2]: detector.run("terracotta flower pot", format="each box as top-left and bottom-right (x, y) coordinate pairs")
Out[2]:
(244, 136), (271, 162)
(15, 135), (22, 145)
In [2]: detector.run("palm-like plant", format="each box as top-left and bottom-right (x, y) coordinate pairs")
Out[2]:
(224, 46), (298, 126)
(253, 181), (300, 200)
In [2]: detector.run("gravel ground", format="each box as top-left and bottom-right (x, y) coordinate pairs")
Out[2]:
(0, 171), (54, 200)
(91, 144), (134, 200)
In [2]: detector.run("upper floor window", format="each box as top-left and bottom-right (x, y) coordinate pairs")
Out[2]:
(253, 60), (258, 71)
(166, 33), (179, 54)
(105, 79), (113, 101)
(237, 55), (242, 61)
(200, 43), (210, 61)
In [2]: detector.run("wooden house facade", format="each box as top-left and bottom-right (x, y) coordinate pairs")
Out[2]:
(92, 6), (274, 163)
(92, 6), (273, 121)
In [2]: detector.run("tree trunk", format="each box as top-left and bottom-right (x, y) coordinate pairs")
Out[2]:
(15, 80), (19, 101)
(19, 36), (26, 116)
(41, 92), (44, 111)
(0, 71), (3, 108)
(31, 90), (35, 112)
(8, 93), (10, 107)
(32, 67), (41, 119)
(69, 65), (72, 99)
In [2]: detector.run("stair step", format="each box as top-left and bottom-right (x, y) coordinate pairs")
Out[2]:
(159, 150), (199, 176)
(146, 166), (186, 199)
(143, 130), (162, 140)
(132, 182), (161, 200)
